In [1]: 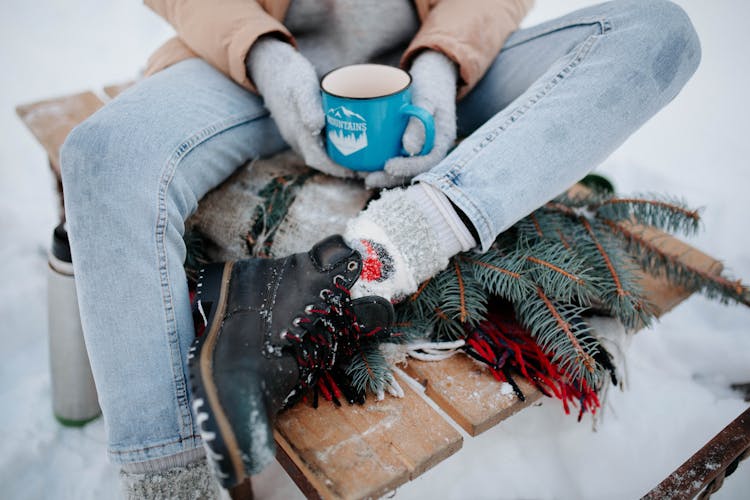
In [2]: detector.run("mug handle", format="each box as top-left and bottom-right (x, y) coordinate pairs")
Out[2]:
(400, 104), (435, 156)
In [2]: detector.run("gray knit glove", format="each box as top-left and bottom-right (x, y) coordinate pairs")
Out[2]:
(247, 38), (354, 178)
(365, 51), (458, 188)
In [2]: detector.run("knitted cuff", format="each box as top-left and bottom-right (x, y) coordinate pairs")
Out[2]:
(406, 183), (476, 254)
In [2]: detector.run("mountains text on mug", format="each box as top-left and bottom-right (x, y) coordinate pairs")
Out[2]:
(326, 106), (369, 156)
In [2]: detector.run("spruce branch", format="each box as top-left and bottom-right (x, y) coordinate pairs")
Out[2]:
(603, 219), (750, 307)
(556, 228), (573, 250)
(529, 212), (545, 237)
(517, 210), (584, 257)
(535, 289), (597, 375)
(395, 272), (470, 341)
(545, 200), (578, 216)
(345, 343), (391, 396)
(437, 261), (488, 334)
(579, 217), (625, 295)
(526, 256), (583, 282)
(405, 276), (441, 323)
(460, 250), (533, 303)
(492, 231), (522, 251)
(432, 306), (467, 340)
(454, 261), (469, 323)
(247, 172), (313, 257)
(577, 217), (651, 329)
(555, 189), (604, 208)
(519, 238), (604, 305)
(593, 195), (701, 236)
(517, 209), (576, 244)
(387, 318), (432, 344)
(410, 277), (432, 302)
(514, 287), (602, 387)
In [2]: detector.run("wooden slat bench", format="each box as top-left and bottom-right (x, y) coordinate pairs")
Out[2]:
(16, 84), (735, 499)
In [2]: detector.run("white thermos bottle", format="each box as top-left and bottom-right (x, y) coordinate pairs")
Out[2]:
(47, 223), (101, 426)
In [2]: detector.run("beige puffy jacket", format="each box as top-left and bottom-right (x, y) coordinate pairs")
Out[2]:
(143, 0), (533, 98)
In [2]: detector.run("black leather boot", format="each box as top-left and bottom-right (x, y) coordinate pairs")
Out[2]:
(188, 235), (393, 488)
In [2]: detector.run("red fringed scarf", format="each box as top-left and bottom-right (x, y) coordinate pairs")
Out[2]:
(463, 307), (601, 420)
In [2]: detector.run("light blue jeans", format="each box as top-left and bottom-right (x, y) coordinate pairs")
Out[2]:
(60, 0), (700, 467)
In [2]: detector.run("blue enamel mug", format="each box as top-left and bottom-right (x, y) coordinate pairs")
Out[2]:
(320, 64), (435, 172)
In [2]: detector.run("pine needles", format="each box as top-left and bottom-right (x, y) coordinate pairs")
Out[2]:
(345, 343), (391, 396)
(395, 189), (750, 393)
(246, 172), (314, 257)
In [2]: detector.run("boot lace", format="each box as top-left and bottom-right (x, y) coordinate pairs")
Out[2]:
(281, 273), (391, 408)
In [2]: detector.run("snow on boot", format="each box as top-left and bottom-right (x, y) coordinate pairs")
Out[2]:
(189, 235), (394, 488)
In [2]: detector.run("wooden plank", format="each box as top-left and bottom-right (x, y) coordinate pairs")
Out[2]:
(403, 355), (543, 437)
(15, 91), (104, 177)
(404, 228), (723, 436)
(103, 81), (135, 100)
(275, 436), (324, 500)
(644, 407), (750, 499)
(274, 374), (462, 500)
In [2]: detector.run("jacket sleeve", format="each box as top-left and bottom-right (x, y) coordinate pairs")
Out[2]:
(143, 0), (295, 91)
(402, 0), (534, 99)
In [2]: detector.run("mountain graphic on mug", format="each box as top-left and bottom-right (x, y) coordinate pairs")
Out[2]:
(326, 106), (368, 156)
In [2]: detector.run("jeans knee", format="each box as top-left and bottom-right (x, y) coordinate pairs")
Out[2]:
(61, 106), (160, 216)
(60, 121), (85, 189)
(626, 0), (702, 89)
(60, 116), (107, 207)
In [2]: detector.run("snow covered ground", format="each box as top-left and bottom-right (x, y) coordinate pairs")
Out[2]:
(1, 1), (748, 498)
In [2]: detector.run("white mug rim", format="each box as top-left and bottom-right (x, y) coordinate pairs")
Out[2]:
(320, 64), (412, 100)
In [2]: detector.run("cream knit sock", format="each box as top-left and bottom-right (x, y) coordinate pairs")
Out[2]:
(120, 457), (221, 500)
(344, 183), (476, 301)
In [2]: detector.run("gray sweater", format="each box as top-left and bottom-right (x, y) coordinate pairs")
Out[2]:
(284, 0), (420, 76)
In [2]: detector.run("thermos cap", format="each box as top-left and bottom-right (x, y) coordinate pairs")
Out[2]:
(51, 223), (72, 264)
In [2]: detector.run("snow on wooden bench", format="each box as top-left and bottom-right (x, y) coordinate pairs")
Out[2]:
(16, 85), (727, 500)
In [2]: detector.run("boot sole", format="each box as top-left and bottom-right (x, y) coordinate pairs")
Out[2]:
(188, 261), (246, 489)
